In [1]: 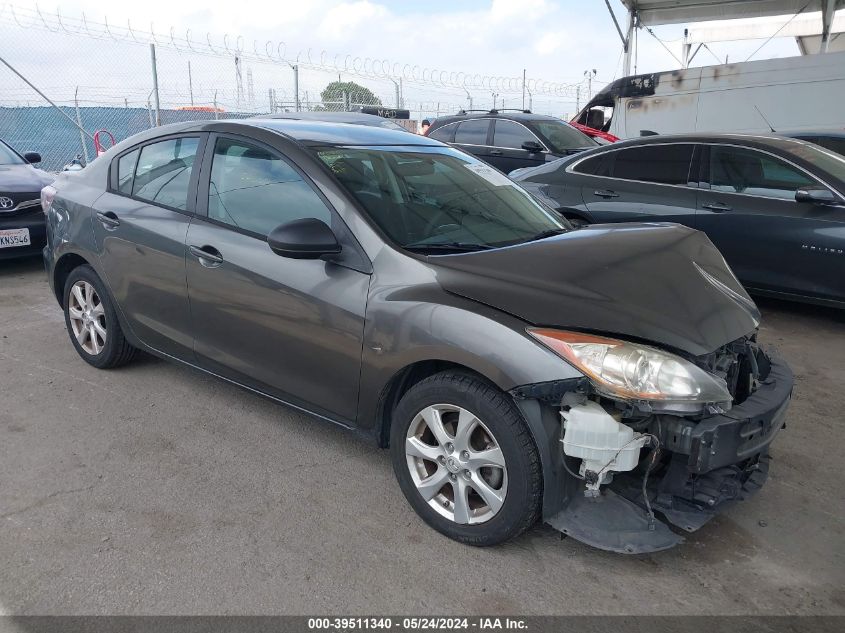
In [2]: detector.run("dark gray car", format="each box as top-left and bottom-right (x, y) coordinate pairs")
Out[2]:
(42, 120), (792, 553)
(512, 133), (845, 308)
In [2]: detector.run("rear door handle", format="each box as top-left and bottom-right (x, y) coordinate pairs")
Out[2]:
(96, 211), (120, 229)
(489, 150), (503, 156)
(189, 244), (224, 267)
(593, 189), (619, 198)
(702, 202), (732, 212)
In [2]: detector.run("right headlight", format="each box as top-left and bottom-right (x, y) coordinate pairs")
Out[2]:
(527, 328), (732, 406)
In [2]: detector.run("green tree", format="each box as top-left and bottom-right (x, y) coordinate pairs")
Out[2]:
(320, 80), (382, 108)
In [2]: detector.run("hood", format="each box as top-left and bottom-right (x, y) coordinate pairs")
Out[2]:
(428, 223), (760, 356)
(0, 164), (53, 193)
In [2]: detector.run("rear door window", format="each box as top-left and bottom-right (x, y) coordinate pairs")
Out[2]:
(133, 138), (200, 210)
(572, 152), (613, 177)
(709, 145), (816, 199)
(611, 144), (695, 185)
(493, 120), (541, 150)
(454, 119), (490, 146)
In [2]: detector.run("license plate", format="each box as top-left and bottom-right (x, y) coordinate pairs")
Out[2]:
(0, 228), (31, 248)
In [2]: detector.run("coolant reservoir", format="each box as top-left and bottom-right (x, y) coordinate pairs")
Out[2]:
(561, 401), (647, 482)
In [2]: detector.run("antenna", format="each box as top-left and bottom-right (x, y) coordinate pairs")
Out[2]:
(754, 105), (776, 133)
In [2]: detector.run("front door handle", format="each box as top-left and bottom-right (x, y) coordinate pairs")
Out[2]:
(593, 189), (619, 198)
(189, 244), (224, 267)
(489, 150), (503, 156)
(702, 202), (732, 212)
(96, 211), (120, 229)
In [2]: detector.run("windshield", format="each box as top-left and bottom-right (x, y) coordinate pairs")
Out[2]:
(317, 146), (566, 252)
(0, 141), (24, 165)
(534, 120), (597, 152)
(785, 141), (845, 181)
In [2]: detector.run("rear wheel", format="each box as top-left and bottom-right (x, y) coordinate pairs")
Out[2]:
(390, 371), (542, 546)
(63, 265), (137, 369)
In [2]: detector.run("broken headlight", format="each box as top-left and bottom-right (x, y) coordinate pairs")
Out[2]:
(527, 329), (732, 405)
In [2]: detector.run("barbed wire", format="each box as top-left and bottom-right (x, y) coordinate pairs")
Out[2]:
(0, 2), (587, 98)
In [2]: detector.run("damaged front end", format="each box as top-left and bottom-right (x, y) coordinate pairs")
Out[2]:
(512, 334), (792, 554)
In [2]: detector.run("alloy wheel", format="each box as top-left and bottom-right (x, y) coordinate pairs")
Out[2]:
(405, 404), (508, 525)
(68, 280), (107, 355)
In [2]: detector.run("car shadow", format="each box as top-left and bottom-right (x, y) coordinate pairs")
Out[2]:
(0, 255), (44, 276)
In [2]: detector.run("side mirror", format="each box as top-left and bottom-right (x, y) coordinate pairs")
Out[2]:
(521, 140), (544, 153)
(267, 218), (341, 260)
(795, 186), (837, 205)
(23, 152), (41, 164)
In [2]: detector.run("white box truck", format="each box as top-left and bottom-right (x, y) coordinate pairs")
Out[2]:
(573, 51), (845, 138)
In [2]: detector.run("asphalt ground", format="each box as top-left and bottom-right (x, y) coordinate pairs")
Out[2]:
(1, 255), (843, 615)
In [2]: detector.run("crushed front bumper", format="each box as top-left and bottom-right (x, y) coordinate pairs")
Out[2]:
(545, 351), (793, 553)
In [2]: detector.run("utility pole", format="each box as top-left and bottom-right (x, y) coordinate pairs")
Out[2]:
(576, 85), (581, 113)
(522, 68), (526, 110)
(491, 92), (498, 110)
(188, 60), (194, 106)
(463, 87), (473, 111)
(149, 43), (161, 126)
(288, 63), (300, 112)
(584, 69), (597, 101)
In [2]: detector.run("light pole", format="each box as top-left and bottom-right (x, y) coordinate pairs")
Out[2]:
(463, 86), (473, 111)
(491, 92), (498, 110)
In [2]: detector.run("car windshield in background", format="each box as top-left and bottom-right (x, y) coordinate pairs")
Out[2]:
(317, 146), (566, 252)
(533, 120), (597, 152)
(786, 142), (845, 180)
(0, 141), (24, 165)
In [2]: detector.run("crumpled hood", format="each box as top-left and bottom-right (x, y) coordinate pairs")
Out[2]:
(428, 223), (760, 356)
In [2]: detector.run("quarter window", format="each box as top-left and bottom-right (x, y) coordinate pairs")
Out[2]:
(428, 124), (455, 142)
(572, 153), (612, 177)
(207, 138), (331, 236)
(132, 138), (199, 210)
(612, 144), (695, 185)
(710, 146), (816, 199)
(116, 149), (139, 195)
(454, 119), (490, 145)
(493, 120), (539, 150)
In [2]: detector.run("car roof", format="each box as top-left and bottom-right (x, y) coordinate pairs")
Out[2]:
(780, 129), (845, 139)
(249, 118), (440, 146)
(256, 111), (407, 128)
(433, 111), (563, 124)
(116, 118), (440, 148)
(588, 132), (820, 153)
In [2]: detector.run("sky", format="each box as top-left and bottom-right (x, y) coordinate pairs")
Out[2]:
(0, 0), (815, 118)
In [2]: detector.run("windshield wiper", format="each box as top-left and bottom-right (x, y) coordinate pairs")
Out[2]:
(403, 241), (494, 253)
(522, 228), (568, 243)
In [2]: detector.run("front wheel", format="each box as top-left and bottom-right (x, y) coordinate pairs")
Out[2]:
(390, 371), (542, 546)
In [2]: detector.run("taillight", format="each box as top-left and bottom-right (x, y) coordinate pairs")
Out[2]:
(40, 185), (56, 214)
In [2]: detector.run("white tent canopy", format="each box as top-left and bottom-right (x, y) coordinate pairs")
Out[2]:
(608, 0), (845, 76)
(619, 0), (843, 26)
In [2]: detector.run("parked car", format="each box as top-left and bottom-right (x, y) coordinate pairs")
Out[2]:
(0, 139), (53, 259)
(512, 133), (845, 308)
(782, 130), (845, 157)
(424, 110), (597, 173)
(42, 119), (792, 553)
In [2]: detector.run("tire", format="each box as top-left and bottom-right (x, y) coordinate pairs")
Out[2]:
(63, 264), (137, 369)
(390, 371), (542, 546)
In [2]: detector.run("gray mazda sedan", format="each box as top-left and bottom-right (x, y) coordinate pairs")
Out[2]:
(41, 120), (792, 553)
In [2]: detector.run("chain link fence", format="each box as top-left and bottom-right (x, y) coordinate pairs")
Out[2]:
(0, 3), (587, 172)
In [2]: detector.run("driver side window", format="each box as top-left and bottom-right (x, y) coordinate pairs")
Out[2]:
(207, 138), (331, 236)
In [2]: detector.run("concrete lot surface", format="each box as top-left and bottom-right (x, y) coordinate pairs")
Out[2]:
(1, 256), (843, 615)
